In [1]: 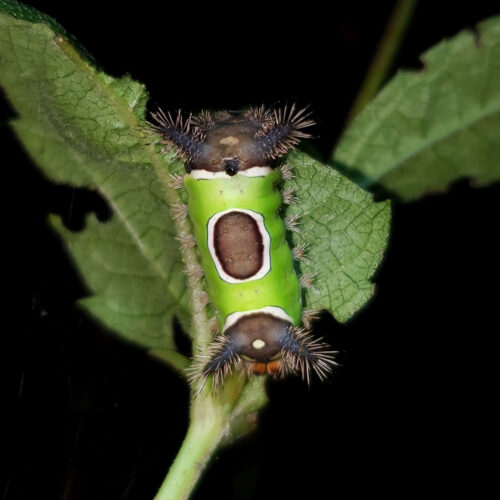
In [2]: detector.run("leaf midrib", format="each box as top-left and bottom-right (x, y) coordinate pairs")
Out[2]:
(358, 101), (500, 188)
(47, 32), (191, 315)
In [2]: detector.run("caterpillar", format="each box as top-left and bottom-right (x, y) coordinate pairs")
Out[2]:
(150, 105), (336, 390)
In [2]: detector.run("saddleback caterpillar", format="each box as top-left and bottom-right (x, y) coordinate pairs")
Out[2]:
(150, 105), (337, 390)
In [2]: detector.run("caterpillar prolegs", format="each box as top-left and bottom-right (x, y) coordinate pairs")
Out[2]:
(150, 105), (337, 389)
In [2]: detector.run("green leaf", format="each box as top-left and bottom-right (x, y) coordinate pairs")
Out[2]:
(2, 0), (390, 356)
(50, 214), (190, 372)
(287, 151), (391, 323)
(333, 16), (500, 201)
(0, 2), (190, 367)
(0, 0), (96, 65)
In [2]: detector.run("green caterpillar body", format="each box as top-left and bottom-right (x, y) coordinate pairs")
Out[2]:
(151, 106), (335, 388)
(185, 169), (301, 328)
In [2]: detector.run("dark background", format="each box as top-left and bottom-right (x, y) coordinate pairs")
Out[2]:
(7, 1), (499, 498)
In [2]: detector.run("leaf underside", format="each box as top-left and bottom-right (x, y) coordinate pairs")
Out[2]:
(1, 1), (191, 368)
(333, 16), (500, 201)
(2, 1), (389, 367)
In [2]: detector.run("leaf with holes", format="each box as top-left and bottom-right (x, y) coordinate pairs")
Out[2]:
(0, 0), (190, 370)
(287, 151), (391, 322)
(333, 16), (500, 201)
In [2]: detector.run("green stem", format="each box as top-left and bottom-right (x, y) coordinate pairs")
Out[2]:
(345, 0), (417, 125)
(154, 396), (227, 500)
(154, 374), (250, 500)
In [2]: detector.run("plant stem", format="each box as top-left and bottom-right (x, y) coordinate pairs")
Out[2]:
(153, 372), (253, 500)
(154, 376), (250, 500)
(154, 404), (225, 500)
(345, 0), (417, 125)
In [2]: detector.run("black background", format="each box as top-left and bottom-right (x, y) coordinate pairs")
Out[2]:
(7, 1), (499, 499)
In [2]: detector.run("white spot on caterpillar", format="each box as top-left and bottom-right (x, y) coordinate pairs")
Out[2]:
(252, 339), (266, 349)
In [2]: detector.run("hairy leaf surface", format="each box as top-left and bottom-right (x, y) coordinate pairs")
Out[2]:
(333, 16), (500, 201)
(1, 1), (190, 368)
(287, 151), (390, 322)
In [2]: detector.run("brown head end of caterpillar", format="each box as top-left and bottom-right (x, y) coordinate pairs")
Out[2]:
(149, 104), (315, 174)
(191, 312), (337, 391)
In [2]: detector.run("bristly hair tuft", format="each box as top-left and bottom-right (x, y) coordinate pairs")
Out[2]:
(292, 242), (309, 262)
(284, 214), (301, 233)
(255, 103), (316, 159)
(302, 308), (321, 328)
(280, 327), (338, 385)
(299, 272), (317, 290)
(185, 264), (204, 280)
(175, 232), (196, 250)
(213, 110), (233, 121)
(171, 202), (189, 221)
(279, 163), (295, 180)
(281, 186), (298, 205)
(191, 110), (215, 140)
(169, 173), (185, 190)
(148, 108), (205, 163)
(187, 335), (242, 394)
(149, 108), (192, 135)
(244, 105), (273, 125)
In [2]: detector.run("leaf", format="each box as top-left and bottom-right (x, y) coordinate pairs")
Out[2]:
(2, 0), (390, 359)
(333, 16), (500, 201)
(0, 1), (190, 366)
(0, 0), (96, 65)
(50, 214), (190, 371)
(287, 151), (391, 323)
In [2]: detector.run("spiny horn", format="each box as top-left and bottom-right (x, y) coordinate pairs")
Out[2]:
(280, 326), (337, 385)
(148, 108), (207, 165)
(255, 104), (316, 160)
(188, 334), (242, 393)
